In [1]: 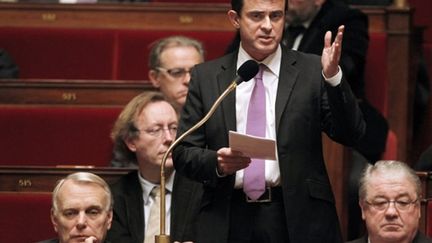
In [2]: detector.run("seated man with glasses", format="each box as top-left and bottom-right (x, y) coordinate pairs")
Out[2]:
(106, 92), (190, 243)
(148, 35), (204, 110)
(347, 160), (432, 243)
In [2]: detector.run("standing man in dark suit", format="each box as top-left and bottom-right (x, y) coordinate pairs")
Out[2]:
(106, 92), (192, 243)
(172, 0), (365, 242)
(346, 160), (432, 243)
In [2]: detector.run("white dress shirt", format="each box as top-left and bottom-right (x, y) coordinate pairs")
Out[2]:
(233, 43), (342, 188)
(234, 44), (282, 188)
(138, 171), (174, 234)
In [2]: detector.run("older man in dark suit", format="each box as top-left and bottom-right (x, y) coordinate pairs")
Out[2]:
(172, 0), (365, 242)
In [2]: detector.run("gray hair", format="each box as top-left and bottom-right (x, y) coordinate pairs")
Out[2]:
(358, 160), (422, 200)
(148, 35), (204, 70)
(52, 172), (113, 215)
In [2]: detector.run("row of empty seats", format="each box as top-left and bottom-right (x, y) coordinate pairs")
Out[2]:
(0, 27), (236, 81)
(0, 106), (122, 166)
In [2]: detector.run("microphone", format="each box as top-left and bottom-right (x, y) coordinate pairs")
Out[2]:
(233, 59), (261, 85)
(155, 60), (259, 243)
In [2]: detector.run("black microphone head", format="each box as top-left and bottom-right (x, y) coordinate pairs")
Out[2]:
(236, 60), (259, 84)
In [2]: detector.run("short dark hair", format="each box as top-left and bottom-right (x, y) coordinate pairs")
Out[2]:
(231, 0), (288, 16)
(231, 0), (243, 14)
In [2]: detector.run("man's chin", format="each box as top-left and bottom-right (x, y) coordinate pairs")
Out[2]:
(379, 230), (406, 241)
(176, 96), (187, 107)
(161, 157), (174, 168)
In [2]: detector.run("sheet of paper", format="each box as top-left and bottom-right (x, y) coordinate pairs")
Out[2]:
(229, 130), (276, 160)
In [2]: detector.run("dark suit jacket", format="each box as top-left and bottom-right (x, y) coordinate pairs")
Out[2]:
(284, 0), (387, 161)
(346, 232), (432, 243)
(172, 48), (365, 243)
(105, 171), (198, 242)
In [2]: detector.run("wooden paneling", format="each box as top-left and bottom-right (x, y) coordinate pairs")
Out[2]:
(0, 79), (155, 106)
(0, 2), (407, 33)
(0, 166), (133, 192)
(0, 2), (232, 31)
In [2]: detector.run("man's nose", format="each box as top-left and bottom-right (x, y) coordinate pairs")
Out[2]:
(162, 129), (174, 143)
(262, 16), (272, 30)
(76, 212), (88, 230)
(384, 202), (399, 218)
(183, 71), (191, 84)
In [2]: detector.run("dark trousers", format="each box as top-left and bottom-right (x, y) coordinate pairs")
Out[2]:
(228, 188), (289, 243)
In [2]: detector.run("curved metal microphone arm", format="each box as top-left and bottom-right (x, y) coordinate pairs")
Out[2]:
(156, 80), (239, 243)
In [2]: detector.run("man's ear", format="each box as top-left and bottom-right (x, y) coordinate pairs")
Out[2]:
(149, 70), (160, 88)
(50, 208), (59, 233)
(228, 10), (240, 29)
(107, 210), (113, 229)
(359, 200), (366, 220)
(124, 138), (137, 152)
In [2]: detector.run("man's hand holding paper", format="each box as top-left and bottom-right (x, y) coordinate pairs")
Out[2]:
(229, 131), (276, 160)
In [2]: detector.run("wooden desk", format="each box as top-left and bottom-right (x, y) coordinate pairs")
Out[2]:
(0, 79), (155, 106)
(0, 166), (134, 192)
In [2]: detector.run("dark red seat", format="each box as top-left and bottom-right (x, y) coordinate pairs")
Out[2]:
(0, 192), (55, 242)
(365, 32), (397, 160)
(0, 27), (116, 80)
(426, 199), (432, 237)
(0, 106), (122, 166)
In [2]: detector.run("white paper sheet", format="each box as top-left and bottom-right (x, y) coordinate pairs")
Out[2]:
(229, 130), (276, 160)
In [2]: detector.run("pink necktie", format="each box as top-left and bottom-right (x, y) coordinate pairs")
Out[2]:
(243, 64), (266, 200)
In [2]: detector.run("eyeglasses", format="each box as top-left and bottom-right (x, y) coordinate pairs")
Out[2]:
(156, 67), (192, 79)
(138, 125), (178, 138)
(366, 198), (419, 211)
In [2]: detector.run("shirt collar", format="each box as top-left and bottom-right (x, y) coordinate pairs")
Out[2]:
(138, 170), (175, 204)
(237, 43), (281, 78)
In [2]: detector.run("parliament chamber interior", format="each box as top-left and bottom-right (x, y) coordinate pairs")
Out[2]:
(0, 0), (431, 242)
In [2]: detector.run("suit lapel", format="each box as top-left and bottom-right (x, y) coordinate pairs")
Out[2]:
(275, 49), (299, 132)
(217, 55), (238, 132)
(126, 173), (145, 242)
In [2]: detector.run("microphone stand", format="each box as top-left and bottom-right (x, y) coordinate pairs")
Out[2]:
(156, 80), (239, 243)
